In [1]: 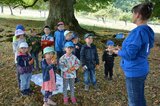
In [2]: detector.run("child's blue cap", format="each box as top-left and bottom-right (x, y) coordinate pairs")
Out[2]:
(71, 33), (78, 40)
(64, 41), (74, 48)
(84, 33), (94, 39)
(16, 24), (25, 31)
(106, 40), (114, 46)
(43, 47), (55, 55)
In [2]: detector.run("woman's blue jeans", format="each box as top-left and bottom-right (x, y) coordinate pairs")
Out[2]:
(125, 74), (147, 106)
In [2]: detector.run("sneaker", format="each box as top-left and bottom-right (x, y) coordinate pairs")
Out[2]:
(48, 99), (56, 105)
(71, 97), (77, 104)
(35, 67), (40, 71)
(21, 90), (29, 96)
(94, 84), (100, 91)
(108, 77), (112, 80)
(104, 76), (108, 80)
(26, 89), (33, 95)
(63, 97), (68, 105)
(84, 85), (89, 91)
(75, 78), (80, 83)
(43, 102), (50, 106)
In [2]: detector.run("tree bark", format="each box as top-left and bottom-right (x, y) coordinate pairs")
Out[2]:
(9, 5), (13, 15)
(45, 0), (88, 34)
(1, 5), (3, 13)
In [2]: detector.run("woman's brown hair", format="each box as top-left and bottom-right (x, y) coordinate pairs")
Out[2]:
(132, 2), (154, 20)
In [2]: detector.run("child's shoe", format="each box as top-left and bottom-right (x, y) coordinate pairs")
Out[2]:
(71, 97), (77, 104)
(75, 78), (80, 83)
(48, 99), (56, 105)
(21, 90), (29, 96)
(43, 102), (50, 106)
(63, 97), (68, 105)
(94, 84), (100, 91)
(26, 89), (33, 95)
(104, 76), (108, 80)
(108, 77), (112, 80)
(84, 85), (89, 91)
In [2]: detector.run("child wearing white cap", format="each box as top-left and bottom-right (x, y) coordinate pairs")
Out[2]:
(16, 42), (34, 96)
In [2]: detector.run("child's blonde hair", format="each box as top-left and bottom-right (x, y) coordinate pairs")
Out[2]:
(65, 32), (73, 40)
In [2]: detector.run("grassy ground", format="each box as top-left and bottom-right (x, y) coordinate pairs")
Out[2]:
(0, 17), (160, 106)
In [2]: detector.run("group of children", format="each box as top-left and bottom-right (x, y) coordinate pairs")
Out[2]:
(12, 22), (117, 106)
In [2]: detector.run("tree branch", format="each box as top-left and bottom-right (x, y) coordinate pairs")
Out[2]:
(13, 0), (39, 9)
(23, 0), (39, 9)
(43, 0), (49, 2)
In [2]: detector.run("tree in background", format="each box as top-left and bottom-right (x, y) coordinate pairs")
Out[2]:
(0, 0), (112, 34)
(0, 0), (160, 33)
(119, 12), (131, 25)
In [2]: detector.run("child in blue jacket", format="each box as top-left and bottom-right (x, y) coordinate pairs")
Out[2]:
(54, 22), (65, 60)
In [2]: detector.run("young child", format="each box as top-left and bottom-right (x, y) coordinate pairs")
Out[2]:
(13, 24), (25, 42)
(12, 29), (26, 88)
(27, 29), (41, 71)
(59, 42), (80, 104)
(102, 40), (117, 80)
(13, 29), (26, 63)
(80, 33), (99, 91)
(71, 33), (82, 83)
(41, 47), (57, 106)
(54, 22), (65, 60)
(64, 30), (73, 42)
(16, 42), (34, 95)
(41, 26), (54, 51)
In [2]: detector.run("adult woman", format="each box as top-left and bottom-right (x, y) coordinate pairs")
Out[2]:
(113, 2), (154, 106)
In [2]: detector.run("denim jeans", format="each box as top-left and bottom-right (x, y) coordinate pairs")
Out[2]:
(84, 68), (97, 85)
(16, 64), (20, 89)
(31, 52), (39, 69)
(125, 75), (147, 106)
(20, 73), (32, 91)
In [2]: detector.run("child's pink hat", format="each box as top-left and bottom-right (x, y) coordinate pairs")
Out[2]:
(15, 29), (25, 36)
(57, 22), (64, 26)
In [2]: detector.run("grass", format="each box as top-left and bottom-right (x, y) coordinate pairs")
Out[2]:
(0, 17), (160, 106)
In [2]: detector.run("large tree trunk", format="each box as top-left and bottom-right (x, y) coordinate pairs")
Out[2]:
(45, 0), (88, 34)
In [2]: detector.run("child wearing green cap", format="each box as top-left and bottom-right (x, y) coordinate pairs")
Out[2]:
(41, 47), (57, 106)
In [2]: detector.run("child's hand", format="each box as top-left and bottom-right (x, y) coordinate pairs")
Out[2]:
(67, 69), (72, 73)
(51, 59), (57, 64)
(113, 50), (119, 54)
(29, 59), (34, 65)
(70, 66), (76, 71)
(75, 45), (79, 49)
(82, 65), (87, 70)
(67, 66), (76, 73)
(32, 41), (36, 45)
(51, 56), (57, 64)
(114, 45), (121, 50)
(96, 65), (99, 70)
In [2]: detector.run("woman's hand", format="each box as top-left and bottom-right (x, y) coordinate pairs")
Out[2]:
(113, 49), (119, 54)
